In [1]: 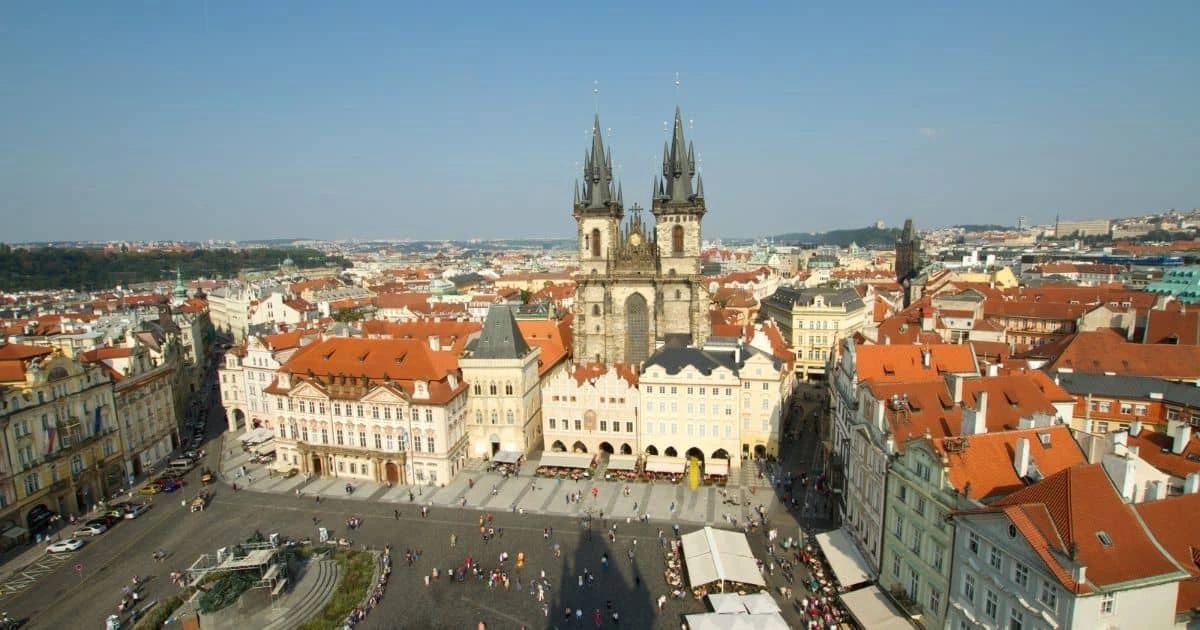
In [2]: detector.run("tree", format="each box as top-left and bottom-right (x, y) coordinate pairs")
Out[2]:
(519, 289), (534, 304)
(332, 308), (361, 323)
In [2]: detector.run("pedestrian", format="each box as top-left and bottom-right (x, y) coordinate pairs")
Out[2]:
(594, 609), (602, 627)
(576, 609), (583, 623)
(394, 509), (400, 520)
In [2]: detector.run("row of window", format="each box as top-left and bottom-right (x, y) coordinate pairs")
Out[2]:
(645, 401), (734, 417)
(1088, 400), (1149, 416)
(281, 424), (436, 453)
(549, 395), (628, 404)
(277, 398), (435, 423)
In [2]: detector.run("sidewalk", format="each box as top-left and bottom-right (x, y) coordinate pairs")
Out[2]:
(216, 432), (781, 529)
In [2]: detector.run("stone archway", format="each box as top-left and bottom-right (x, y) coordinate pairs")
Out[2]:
(572, 441), (588, 454)
(754, 444), (767, 459)
(599, 442), (614, 454)
(712, 448), (730, 460)
(620, 443), (633, 455)
(645, 445), (658, 456)
(385, 462), (400, 485)
(233, 409), (246, 430)
(551, 440), (567, 452)
(664, 446), (678, 457)
(685, 447), (704, 462)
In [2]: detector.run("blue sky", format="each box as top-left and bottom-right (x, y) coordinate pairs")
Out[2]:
(2, 2), (1198, 242)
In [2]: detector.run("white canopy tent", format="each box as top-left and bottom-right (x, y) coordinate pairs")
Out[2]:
(680, 526), (765, 590)
(707, 592), (780, 615)
(606, 454), (639, 471)
(815, 529), (874, 588)
(537, 452), (593, 469)
(645, 455), (687, 474)
(238, 427), (274, 445)
(705, 458), (730, 476)
(492, 450), (522, 465)
(683, 613), (790, 630)
(840, 585), (914, 630)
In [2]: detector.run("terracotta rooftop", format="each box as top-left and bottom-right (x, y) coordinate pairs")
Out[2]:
(1041, 329), (1200, 380)
(933, 425), (1085, 503)
(1134, 492), (1200, 614)
(853, 343), (978, 383)
(1127, 430), (1200, 479)
(980, 464), (1184, 593)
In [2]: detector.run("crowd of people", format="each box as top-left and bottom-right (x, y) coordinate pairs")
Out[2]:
(340, 545), (392, 629)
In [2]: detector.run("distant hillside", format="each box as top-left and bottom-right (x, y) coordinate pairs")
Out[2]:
(774, 226), (902, 247)
(0, 246), (347, 291)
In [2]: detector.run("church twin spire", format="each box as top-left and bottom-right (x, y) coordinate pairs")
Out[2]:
(577, 102), (703, 213)
(576, 114), (620, 211)
(655, 106), (702, 204)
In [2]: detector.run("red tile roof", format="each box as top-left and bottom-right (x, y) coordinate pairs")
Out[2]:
(1134, 492), (1200, 614)
(1126, 430), (1200, 479)
(933, 425), (1085, 502)
(982, 464), (1183, 593)
(275, 337), (465, 404)
(853, 343), (978, 384)
(1043, 329), (1200, 380)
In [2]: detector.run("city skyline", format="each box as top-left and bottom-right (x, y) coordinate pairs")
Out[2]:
(2, 2), (1198, 243)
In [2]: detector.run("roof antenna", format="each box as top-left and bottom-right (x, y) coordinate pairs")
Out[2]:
(593, 80), (600, 115)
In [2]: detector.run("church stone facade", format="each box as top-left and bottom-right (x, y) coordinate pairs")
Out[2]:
(573, 107), (711, 365)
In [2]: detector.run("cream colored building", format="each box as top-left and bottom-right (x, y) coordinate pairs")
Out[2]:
(760, 286), (870, 380)
(82, 340), (180, 479)
(0, 344), (124, 538)
(460, 305), (544, 458)
(246, 337), (470, 486)
(541, 362), (640, 455)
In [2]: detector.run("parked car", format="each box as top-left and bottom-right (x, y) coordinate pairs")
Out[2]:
(99, 513), (122, 527)
(158, 479), (183, 493)
(139, 484), (162, 495)
(123, 503), (151, 519)
(282, 467), (299, 479)
(47, 538), (86, 553)
(73, 522), (106, 536)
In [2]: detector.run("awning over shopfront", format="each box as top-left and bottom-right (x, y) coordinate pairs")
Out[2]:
(493, 450), (522, 465)
(606, 454), (639, 471)
(839, 585), (913, 630)
(239, 427), (274, 445)
(680, 526), (765, 589)
(537, 452), (593, 469)
(814, 529), (874, 588)
(645, 455), (687, 474)
(706, 458), (730, 476)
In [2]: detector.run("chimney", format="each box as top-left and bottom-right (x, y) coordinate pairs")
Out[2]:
(952, 374), (964, 405)
(1014, 436), (1031, 478)
(1146, 480), (1166, 501)
(883, 335), (890, 346)
(1185, 472), (1200, 495)
(973, 391), (989, 434)
(987, 363), (999, 377)
(1018, 416), (1035, 430)
(921, 308), (934, 332)
(1072, 565), (1087, 585)
(922, 349), (931, 368)
(1129, 419), (1143, 437)
(1102, 451), (1138, 502)
(1173, 423), (1192, 455)
(735, 346), (742, 364)
(428, 336), (441, 352)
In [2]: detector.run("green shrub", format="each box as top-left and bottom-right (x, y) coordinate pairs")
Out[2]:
(132, 595), (184, 630)
(297, 550), (376, 630)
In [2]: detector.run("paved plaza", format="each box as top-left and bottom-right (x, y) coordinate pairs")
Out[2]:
(0, 382), (834, 629)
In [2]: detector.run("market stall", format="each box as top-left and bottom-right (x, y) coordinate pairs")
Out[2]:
(535, 452), (595, 479)
(645, 455), (687, 482)
(680, 526), (765, 595)
(605, 454), (641, 481)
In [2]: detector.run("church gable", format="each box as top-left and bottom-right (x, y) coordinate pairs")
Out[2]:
(361, 384), (408, 405)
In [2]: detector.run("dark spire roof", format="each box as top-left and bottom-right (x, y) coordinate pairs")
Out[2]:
(581, 114), (618, 210)
(662, 106), (696, 203)
(471, 305), (532, 360)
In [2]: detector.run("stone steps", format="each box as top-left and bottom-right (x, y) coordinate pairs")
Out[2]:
(263, 558), (339, 630)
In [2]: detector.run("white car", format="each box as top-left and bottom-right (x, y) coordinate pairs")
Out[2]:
(123, 503), (151, 519)
(47, 538), (86, 553)
(73, 523), (107, 537)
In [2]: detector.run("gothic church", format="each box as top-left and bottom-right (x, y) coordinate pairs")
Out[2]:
(573, 106), (711, 365)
